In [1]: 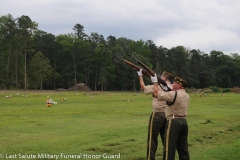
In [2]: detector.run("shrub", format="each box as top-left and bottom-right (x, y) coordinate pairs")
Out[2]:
(209, 86), (220, 92)
(222, 88), (231, 93)
(232, 87), (240, 94)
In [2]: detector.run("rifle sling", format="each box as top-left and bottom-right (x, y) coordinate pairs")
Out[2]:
(166, 91), (177, 106)
(152, 84), (170, 97)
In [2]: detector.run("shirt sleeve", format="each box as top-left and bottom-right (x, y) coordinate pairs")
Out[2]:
(144, 85), (166, 95)
(144, 85), (154, 94)
(167, 82), (173, 90)
(157, 90), (176, 102)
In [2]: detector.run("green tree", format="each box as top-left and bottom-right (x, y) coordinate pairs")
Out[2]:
(115, 37), (136, 90)
(88, 32), (106, 90)
(55, 34), (75, 88)
(0, 14), (24, 89)
(106, 36), (123, 90)
(147, 40), (168, 74)
(166, 46), (189, 77)
(17, 15), (38, 89)
(34, 30), (56, 89)
(34, 31), (55, 60)
(0, 15), (8, 88)
(73, 23), (88, 40)
(73, 38), (89, 85)
(4, 14), (17, 88)
(188, 49), (206, 88)
(229, 53), (240, 87)
(28, 51), (52, 89)
(129, 40), (152, 91)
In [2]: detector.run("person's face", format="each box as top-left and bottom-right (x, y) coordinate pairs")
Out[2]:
(172, 82), (181, 91)
(161, 75), (167, 81)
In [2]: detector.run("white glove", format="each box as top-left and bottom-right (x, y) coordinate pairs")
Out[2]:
(162, 85), (168, 91)
(151, 74), (158, 83)
(137, 69), (143, 76)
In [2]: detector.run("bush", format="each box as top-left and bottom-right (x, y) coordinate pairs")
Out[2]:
(232, 87), (240, 94)
(209, 86), (220, 92)
(222, 88), (231, 93)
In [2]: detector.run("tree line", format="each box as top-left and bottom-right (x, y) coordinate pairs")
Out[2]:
(0, 14), (240, 91)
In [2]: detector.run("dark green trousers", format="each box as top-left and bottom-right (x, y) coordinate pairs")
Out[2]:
(147, 112), (167, 160)
(163, 118), (190, 160)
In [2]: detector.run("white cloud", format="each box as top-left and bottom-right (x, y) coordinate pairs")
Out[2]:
(155, 26), (240, 54)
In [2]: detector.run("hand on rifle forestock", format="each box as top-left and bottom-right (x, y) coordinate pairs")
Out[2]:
(151, 74), (171, 91)
(130, 54), (172, 91)
(151, 74), (158, 83)
(137, 68), (143, 76)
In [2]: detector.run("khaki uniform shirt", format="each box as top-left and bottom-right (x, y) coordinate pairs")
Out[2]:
(144, 82), (172, 112)
(157, 89), (189, 119)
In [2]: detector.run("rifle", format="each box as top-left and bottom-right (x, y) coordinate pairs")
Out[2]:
(114, 55), (152, 80)
(130, 54), (172, 91)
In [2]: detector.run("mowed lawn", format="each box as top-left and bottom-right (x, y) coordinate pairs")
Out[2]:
(0, 90), (240, 160)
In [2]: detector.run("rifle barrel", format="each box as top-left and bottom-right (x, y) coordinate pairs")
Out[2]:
(130, 54), (171, 91)
(114, 55), (151, 78)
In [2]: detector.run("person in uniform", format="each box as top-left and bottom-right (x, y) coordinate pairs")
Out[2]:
(151, 74), (190, 160)
(137, 69), (174, 160)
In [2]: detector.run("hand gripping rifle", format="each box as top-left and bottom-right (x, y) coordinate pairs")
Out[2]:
(114, 55), (152, 81)
(130, 54), (172, 91)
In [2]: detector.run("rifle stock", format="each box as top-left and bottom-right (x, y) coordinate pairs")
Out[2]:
(130, 54), (172, 91)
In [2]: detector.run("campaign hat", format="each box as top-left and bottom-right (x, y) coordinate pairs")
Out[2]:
(174, 76), (189, 87)
(162, 71), (174, 80)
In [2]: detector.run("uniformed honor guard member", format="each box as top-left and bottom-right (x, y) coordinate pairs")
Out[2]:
(151, 74), (190, 160)
(137, 69), (174, 160)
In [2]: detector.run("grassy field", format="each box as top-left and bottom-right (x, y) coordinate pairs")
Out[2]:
(0, 90), (240, 160)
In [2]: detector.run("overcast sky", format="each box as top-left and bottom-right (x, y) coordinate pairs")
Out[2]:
(1, 0), (240, 54)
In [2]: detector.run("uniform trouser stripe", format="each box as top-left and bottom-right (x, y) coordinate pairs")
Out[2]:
(147, 112), (155, 160)
(165, 119), (172, 160)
